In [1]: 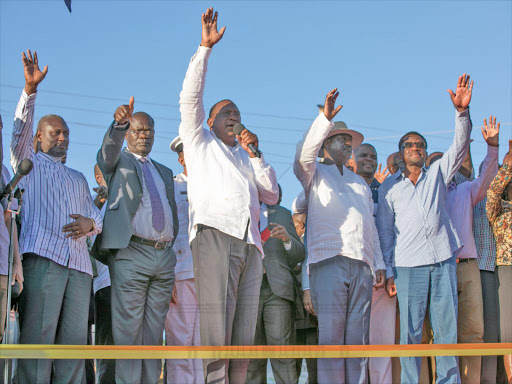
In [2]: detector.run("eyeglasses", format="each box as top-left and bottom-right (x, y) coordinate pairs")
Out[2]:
(401, 142), (426, 150)
(130, 129), (155, 137)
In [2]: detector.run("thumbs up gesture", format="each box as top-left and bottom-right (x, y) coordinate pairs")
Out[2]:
(114, 96), (134, 124)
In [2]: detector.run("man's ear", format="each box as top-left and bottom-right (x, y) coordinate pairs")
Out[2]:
(207, 117), (214, 129)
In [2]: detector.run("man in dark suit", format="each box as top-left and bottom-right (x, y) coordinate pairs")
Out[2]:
(94, 97), (179, 384)
(246, 186), (305, 383)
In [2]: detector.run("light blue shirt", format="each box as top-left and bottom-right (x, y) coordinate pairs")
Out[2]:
(377, 109), (472, 279)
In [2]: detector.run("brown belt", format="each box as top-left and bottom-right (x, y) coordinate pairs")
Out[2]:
(130, 235), (170, 250)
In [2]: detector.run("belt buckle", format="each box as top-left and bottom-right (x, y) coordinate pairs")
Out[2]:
(154, 240), (167, 250)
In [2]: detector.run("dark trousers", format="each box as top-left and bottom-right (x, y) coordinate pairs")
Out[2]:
(94, 286), (115, 384)
(295, 327), (318, 384)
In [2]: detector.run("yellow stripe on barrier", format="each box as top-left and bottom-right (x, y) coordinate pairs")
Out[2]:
(0, 344), (511, 360)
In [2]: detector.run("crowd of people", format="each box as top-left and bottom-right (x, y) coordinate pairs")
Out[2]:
(0, 7), (511, 384)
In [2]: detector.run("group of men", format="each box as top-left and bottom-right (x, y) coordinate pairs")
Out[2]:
(0, 6), (511, 384)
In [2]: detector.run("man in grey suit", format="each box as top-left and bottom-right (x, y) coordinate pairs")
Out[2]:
(246, 187), (305, 384)
(94, 97), (178, 384)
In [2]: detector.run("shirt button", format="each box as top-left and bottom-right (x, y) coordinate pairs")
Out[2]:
(178, 250), (182, 254)
(139, 193), (143, 197)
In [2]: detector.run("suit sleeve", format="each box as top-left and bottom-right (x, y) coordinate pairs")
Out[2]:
(97, 121), (128, 181)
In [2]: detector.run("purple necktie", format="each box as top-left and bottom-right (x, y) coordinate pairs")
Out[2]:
(139, 158), (165, 232)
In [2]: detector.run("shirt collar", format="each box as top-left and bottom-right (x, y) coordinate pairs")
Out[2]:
(125, 148), (152, 165)
(37, 151), (62, 164)
(395, 166), (428, 180)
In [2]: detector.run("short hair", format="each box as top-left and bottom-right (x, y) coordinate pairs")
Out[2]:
(398, 131), (428, 151)
(355, 143), (376, 155)
(208, 99), (235, 119)
(37, 114), (67, 132)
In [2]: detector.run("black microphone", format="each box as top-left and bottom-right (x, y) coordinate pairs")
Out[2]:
(233, 123), (261, 158)
(0, 159), (33, 199)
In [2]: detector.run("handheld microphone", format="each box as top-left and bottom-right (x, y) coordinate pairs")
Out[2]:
(233, 123), (261, 158)
(0, 159), (33, 199)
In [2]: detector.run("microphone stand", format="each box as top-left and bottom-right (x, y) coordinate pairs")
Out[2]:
(3, 188), (24, 384)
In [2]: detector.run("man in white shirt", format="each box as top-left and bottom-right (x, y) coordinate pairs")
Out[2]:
(429, 117), (499, 384)
(164, 136), (202, 384)
(178, 8), (279, 384)
(294, 89), (386, 384)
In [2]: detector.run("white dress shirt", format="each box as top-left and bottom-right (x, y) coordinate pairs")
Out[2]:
(11, 90), (102, 276)
(173, 172), (194, 281)
(125, 149), (175, 242)
(294, 113), (385, 274)
(446, 145), (498, 260)
(178, 46), (279, 255)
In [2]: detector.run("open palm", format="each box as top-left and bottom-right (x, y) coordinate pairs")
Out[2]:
(448, 73), (473, 112)
(481, 115), (500, 147)
(22, 50), (48, 93)
(201, 8), (226, 48)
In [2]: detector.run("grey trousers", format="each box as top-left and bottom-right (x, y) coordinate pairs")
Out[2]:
(480, 269), (501, 384)
(18, 254), (92, 384)
(246, 275), (297, 384)
(110, 241), (176, 384)
(191, 226), (263, 384)
(310, 256), (373, 384)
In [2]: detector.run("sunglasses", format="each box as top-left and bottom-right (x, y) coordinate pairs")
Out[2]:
(401, 142), (426, 150)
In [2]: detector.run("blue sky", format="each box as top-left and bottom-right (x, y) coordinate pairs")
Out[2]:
(1, 0), (511, 209)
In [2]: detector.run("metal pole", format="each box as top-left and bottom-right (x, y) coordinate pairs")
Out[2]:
(3, 189), (23, 384)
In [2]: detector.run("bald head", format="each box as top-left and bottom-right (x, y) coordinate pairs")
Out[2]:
(126, 111), (155, 157)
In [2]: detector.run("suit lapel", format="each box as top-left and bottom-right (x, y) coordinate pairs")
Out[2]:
(124, 149), (144, 187)
(153, 161), (174, 204)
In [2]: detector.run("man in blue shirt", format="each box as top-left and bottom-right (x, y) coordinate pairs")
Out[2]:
(377, 74), (473, 384)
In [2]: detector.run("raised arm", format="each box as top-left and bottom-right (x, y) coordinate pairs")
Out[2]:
(294, 89), (340, 191)
(437, 74), (474, 184)
(97, 97), (133, 178)
(487, 141), (512, 225)
(11, 50), (48, 172)
(468, 116), (499, 205)
(178, 8), (225, 148)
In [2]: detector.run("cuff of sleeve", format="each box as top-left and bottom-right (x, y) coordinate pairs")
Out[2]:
(249, 154), (266, 167)
(456, 108), (470, 118)
(385, 267), (394, 280)
(113, 121), (129, 130)
(488, 145), (499, 156)
(22, 89), (37, 106)
(283, 239), (292, 251)
(198, 45), (212, 60)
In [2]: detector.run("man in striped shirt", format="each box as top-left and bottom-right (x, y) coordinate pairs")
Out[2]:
(11, 50), (102, 384)
(377, 74), (474, 384)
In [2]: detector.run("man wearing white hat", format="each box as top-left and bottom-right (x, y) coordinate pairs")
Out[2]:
(294, 88), (386, 384)
(165, 136), (202, 384)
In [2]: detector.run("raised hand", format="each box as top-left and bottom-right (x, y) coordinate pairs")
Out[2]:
(374, 164), (390, 183)
(200, 7), (226, 48)
(481, 115), (500, 147)
(114, 96), (134, 124)
(22, 49), (48, 95)
(323, 88), (343, 121)
(447, 73), (473, 112)
(503, 140), (512, 167)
